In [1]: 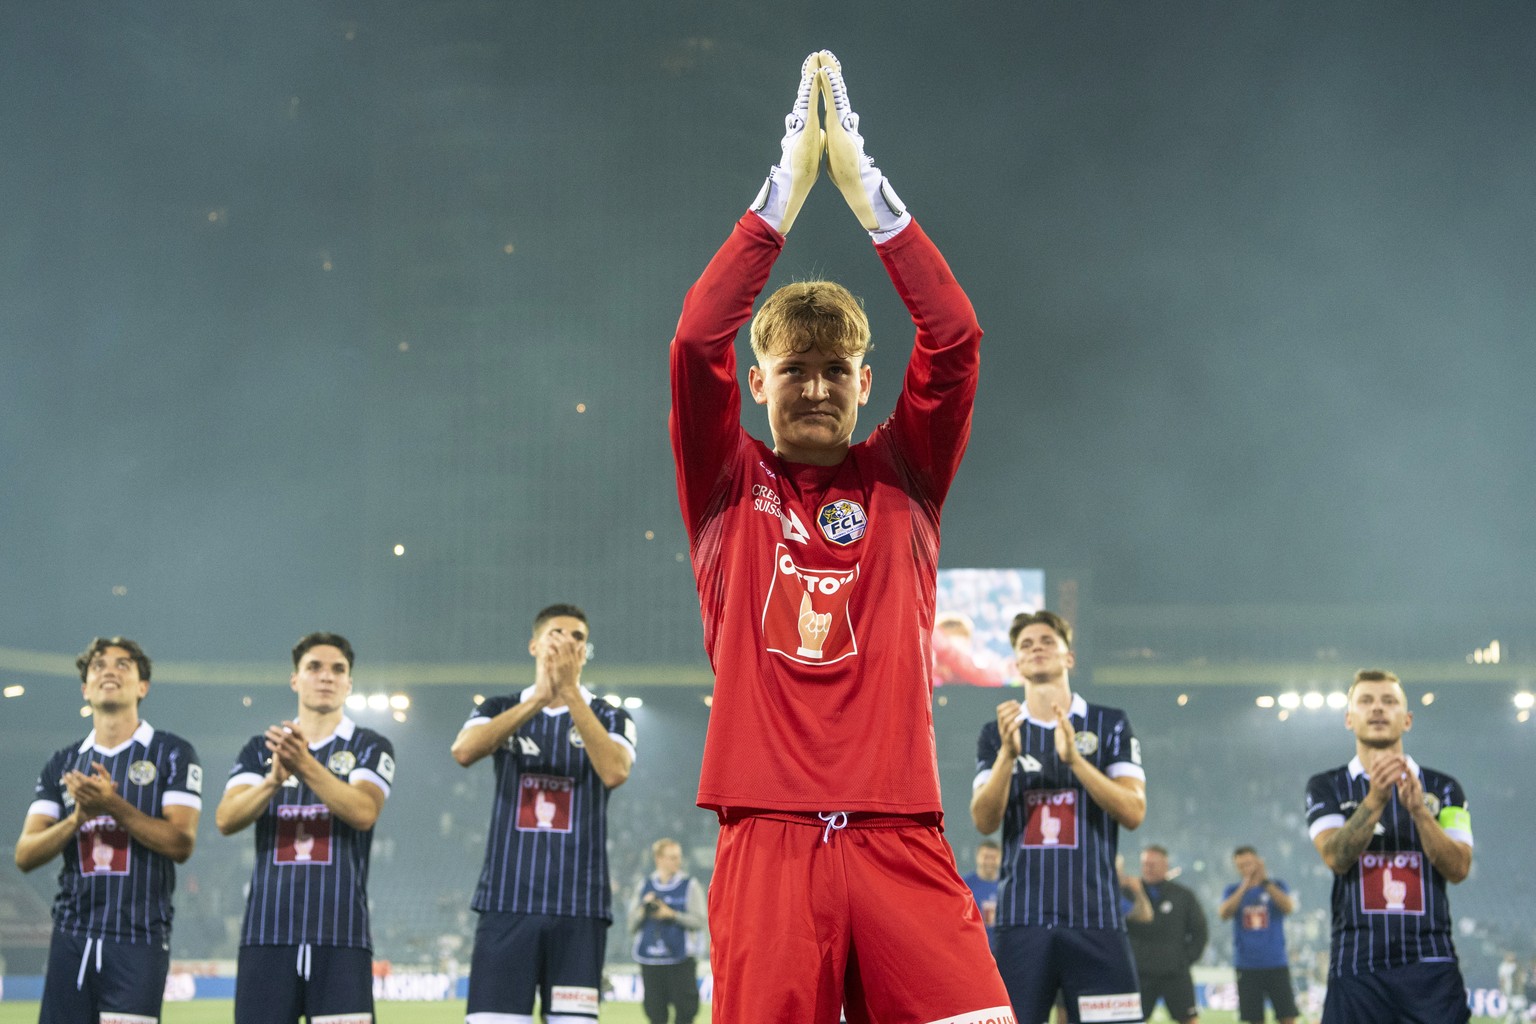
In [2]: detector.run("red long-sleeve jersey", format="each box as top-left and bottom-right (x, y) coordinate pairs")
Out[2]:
(669, 212), (980, 815)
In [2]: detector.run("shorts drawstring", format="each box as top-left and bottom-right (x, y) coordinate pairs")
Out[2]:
(296, 943), (312, 980)
(818, 811), (849, 844)
(76, 937), (93, 990)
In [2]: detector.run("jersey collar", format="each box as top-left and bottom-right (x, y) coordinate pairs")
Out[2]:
(1023, 692), (1088, 728)
(1347, 753), (1420, 779)
(307, 715), (357, 749)
(79, 719), (154, 757)
(520, 683), (596, 715)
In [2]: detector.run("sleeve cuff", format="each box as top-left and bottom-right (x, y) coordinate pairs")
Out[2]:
(163, 791), (203, 811)
(1308, 814), (1346, 840)
(350, 768), (392, 798)
(972, 769), (993, 791)
(27, 799), (62, 820)
(1105, 762), (1147, 782)
(224, 772), (265, 792)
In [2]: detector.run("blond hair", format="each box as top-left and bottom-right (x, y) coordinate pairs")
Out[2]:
(1349, 668), (1403, 697)
(750, 281), (871, 360)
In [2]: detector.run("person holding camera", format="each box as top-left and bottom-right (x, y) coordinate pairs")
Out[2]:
(628, 837), (707, 1024)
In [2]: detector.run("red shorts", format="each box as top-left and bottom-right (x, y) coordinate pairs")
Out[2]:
(709, 812), (1016, 1024)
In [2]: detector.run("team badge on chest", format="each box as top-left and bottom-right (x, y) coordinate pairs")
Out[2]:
(817, 499), (867, 546)
(127, 760), (157, 786)
(328, 750), (357, 776)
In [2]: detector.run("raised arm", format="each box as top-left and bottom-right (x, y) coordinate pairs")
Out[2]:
(69, 764), (198, 863)
(970, 704), (1021, 835)
(15, 808), (82, 872)
(1053, 709), (1146, 830)
(265, 724), (387, 832)
(1312, 754), (1402, 875)
(1397, 769), (1473, 884)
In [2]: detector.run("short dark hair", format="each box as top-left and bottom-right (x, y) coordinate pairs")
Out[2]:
(533, 604), (588, 636)
(292, 632), (355, 671)
(1233, 845), (1257, 858)
(1008, 610), (1072, 649)
(1143, 844), (1169, 857)
(76, 637), (152, 683)
(978, 839), (1001, 852)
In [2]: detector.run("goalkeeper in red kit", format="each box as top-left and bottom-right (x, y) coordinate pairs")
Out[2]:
(669, 51), (1016, 1024)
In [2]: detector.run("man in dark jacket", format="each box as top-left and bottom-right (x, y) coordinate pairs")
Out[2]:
(1127, 844), (1208, 1024)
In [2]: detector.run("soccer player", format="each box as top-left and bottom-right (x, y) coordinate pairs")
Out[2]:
(627, 837), (707, 1024)
(450, 604), (635, 1024)
(972, 610), (1148, 1024)
(669, 50), (1013, 1023)
(1305, 668), (1473, 1024)
(1126, 845), (1207, 1024)
(1218, 845), (1299, 1024)
(14, 636), (202, 1024)
(215, 631), (395, 1024)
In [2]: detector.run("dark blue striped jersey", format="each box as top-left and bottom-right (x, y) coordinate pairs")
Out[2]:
(1305, 755), (1472, 977)
(466, 686), (636, 920)
(28, 722), (203, 945)
(974, 694), (1144, 930)
(225, 716), (395, 949)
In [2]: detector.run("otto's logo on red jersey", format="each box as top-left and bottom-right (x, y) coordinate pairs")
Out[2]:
(1022, 789), (1078, 849)
(1242, 904), (1270, 931)
(1359, 851), (1425, 914)
(77, 817), (130, 876)
(817, 499), (867, 546)
(762, 544), (859, 666)
(276, 805), (333, 865)
(517, 774), (574, 833)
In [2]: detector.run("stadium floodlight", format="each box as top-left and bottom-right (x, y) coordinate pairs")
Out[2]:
(80, 705), (92, 717)
(388, 694), (411, 710)
(1513, 692), (1535, 711)
(346, 694), (367, 711)
(366, 693), (389, 711)
(1255, 695), (1275, 709)
(2, 685), (23, 698)
(1326, 691), (1348, 709)
(1277, 691), (1301, 710)
(1302, 692), (1325, 710)
(603, 694), (622, 707)
(1420, 692), (1435, 706)
(623, 697), (643, 710)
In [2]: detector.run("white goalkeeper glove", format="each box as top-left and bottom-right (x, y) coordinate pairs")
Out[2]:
(750, 52), (828, 235)
(818, 53), (911, 241)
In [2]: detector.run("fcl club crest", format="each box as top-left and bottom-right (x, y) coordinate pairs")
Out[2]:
(328, 750), (357, 776)
(817, 500), (867, 546)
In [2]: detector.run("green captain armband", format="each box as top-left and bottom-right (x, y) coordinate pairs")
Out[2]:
(1438, 805), (1471, 834)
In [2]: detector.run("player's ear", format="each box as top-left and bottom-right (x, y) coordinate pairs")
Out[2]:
(748, 364), (769, 406)
(856, 363), (872, 406)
